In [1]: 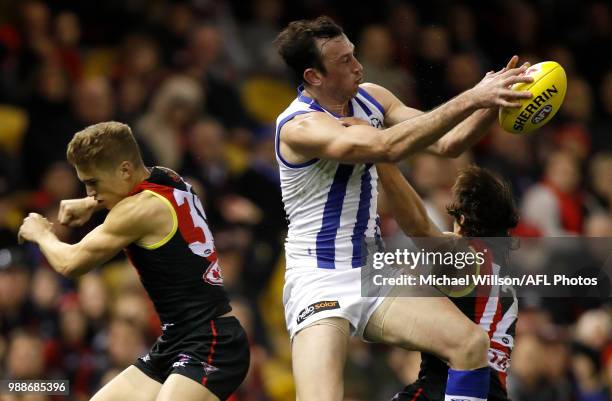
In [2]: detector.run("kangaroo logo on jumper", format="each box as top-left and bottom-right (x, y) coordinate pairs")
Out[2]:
(203, 261), (224, 286)
(202, 361), (219, 375)
(296, 300), (340, 324)
(531, 104), (553, 124)
(370, 117), (383, 128)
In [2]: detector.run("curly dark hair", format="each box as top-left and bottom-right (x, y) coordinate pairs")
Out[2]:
(274, 16), (343, 81)
(447, 165), (519, 237)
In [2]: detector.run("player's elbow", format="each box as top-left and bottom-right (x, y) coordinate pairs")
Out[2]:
(437, 142), (463, 158)
(441, 145), (463, 158)
(60, 263), (81, 279)
(60, 259), (90, 279)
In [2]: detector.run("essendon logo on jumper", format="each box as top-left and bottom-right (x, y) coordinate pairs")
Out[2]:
(296, 300), (340, 324)
(203, 261), (224, 286)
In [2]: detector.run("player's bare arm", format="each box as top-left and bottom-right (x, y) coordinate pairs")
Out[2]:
(18, 192), (173, 278)
(280, 62), (532, 164)
(363, 56), (532, 157)
(376, 162), (480, 290)
(376, 163), (444, 238)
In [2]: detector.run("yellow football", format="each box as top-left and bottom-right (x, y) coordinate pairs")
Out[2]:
(499, 61), (567, 134)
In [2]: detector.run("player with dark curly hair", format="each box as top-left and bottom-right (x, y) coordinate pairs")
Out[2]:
(376, 162), (519, 401)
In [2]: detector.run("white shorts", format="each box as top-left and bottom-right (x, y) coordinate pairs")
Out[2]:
(283, 266), (385, 340)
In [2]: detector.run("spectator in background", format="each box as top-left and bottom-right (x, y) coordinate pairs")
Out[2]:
(29, 162), (79, 213)
(157, 2), (195, 69)
(0, 0), (53, 103)
(136, 74), (202, 170)
(181, 117), (230, 226)
(592, 70), (612, 152)
(45, 295), (101, 398)
(496, 0), (540, 56)
(445, 52), (483, 98)
(22, 76), (116, 188)
(385, 2), (420, 72)
(413, 26), (450, 109)
(571, 310), (611, 401)
(114, 33), (165, 90)
(407, 154), (460, 231)
(104, 318), (147, 372)
(29, 267), (60, 339)
(522, 149), (585, 235)
(112, 291), (159, 344)
(78, 273), (110, 346)
(478, 123), (538, 198)
(186, 24), (253, 131)
(358, 25), (416, 106)
(508, 333), (571, 401)
(241, 0), (285, 74)
(20, 61), (71, 188)
(0, 266), (31, 336)
(53, 11), (83, 82)
(115, 76), (149, 127)
(72, 77), (116, 127)
(588, 152), (612, 212)
(550, 77), (593, 161)
(446, 4), (488, 64)
(4, 331), (45, 379)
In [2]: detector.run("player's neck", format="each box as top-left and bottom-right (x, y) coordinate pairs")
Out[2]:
(303, 86), (351, 116)
(132, 166), (151, 185)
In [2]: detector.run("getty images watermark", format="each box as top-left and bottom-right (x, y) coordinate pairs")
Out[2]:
(361, 237), (612, 298)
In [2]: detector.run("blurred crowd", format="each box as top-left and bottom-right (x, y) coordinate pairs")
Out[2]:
(0, 0), (610, 400)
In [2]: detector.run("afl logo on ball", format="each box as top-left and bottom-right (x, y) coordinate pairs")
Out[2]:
(531, 104), (553, 125)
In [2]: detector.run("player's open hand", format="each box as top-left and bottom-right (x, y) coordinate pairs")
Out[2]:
(18, 213), (53, 244)
(58, 197), (97, 227)
(468, 57), (534, 109)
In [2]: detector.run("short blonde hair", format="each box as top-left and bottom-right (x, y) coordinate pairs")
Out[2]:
(66, 121), (144, 169)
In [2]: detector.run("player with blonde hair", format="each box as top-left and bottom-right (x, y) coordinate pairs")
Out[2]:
(19, 121), (250, 401)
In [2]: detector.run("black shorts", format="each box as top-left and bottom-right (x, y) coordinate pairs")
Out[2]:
(134, 316), (250, 401)
(392, 371), (510, 401)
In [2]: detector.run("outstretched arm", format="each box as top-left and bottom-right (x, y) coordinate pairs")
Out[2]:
(367, 56), (529, 158)
(280, 62), (532, 164)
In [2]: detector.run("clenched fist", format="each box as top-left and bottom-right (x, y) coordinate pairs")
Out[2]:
(18, 213), (53, 244)
(58, 197), (99, 227)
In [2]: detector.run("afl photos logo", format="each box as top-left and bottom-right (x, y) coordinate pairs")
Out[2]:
(203, 261), (224, 286)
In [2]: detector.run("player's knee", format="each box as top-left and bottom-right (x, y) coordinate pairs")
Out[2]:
(450, 326), (489, 369)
